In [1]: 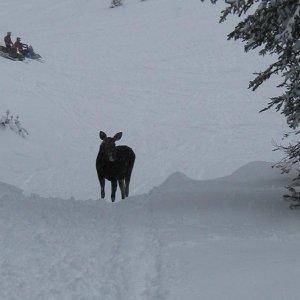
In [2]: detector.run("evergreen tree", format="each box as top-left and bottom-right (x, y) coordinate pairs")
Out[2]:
(204, 0), (300, 205)
(110, 0), (122, 8)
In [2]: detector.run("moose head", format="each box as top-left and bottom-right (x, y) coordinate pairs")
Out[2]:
(99, 131), (123, 162)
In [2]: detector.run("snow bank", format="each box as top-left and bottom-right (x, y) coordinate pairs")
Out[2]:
(1, 161), (299, 299)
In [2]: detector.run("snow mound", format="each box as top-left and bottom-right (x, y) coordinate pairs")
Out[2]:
(156, 161), (289, 196)
(1, 162), (300, 299)
(229, 161), (283, 182)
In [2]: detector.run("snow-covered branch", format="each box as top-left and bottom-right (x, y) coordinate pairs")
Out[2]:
(0, 110), (29, 138)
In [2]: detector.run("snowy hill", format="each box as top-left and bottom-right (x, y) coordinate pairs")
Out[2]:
(1, 162), (300, 299)
(1, 2), (298, 298)
(0, 0), (286, 200)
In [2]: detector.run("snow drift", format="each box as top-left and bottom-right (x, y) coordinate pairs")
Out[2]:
(1, 162), (299, 299)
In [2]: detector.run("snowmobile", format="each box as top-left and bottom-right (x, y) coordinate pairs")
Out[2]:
(21, 44), (43, 60)
(0, 45), (24, 61)
(0, 44), (42, 61)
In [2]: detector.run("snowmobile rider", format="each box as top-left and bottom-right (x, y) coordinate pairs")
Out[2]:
(13, 37), (24, 52)
(4, 32), (13, 51)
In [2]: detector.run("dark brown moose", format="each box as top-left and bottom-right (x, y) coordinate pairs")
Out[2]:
(96, 131), (135, 202)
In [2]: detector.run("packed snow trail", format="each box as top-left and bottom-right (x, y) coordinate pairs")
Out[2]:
(0, 0), (286, 200)
(1, 162), (300, 299)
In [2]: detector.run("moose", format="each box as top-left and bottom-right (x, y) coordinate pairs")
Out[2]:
(96, 131), (135, 202)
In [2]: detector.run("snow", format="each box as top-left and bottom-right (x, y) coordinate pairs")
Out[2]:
(1, 162), (300, 299)
(0, 0), (286, 200)
(1, 1), (298, 298)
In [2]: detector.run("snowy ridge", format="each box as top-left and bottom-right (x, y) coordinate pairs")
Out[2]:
(1, 161), (300, 299)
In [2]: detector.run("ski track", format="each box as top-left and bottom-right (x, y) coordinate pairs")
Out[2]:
(97, 204), (164, 299)
(103, 200), (167, 300)
(142, 206), (167, 300)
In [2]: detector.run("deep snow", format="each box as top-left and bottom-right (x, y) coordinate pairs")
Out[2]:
(1, 2), (298, 299)
(0, 162), (299, 299)
(0, 0), (286, 200)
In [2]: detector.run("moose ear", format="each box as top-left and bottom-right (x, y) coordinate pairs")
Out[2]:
(99, 131), (107, 140)
(113, 132), (123, 141)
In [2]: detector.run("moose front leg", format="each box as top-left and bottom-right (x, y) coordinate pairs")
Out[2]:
(111, 180), (117, 202)
(118, 179), (126, 199)
(99, 177), (105, 199)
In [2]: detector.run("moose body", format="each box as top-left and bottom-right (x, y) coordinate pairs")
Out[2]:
(96, 131), (135, 202)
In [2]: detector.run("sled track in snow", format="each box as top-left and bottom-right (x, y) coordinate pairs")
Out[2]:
(141, 205), (167, 300)
(100, 208), (129, 300)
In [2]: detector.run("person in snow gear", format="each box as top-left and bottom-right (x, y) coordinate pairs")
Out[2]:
(1, 33), (42, 61)
(13, 37), (33, 57)
(8, 37), (25, 60)
(13, 37), (23, 51)
(4, 32), (13, 51)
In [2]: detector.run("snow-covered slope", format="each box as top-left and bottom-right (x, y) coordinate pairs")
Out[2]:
(1, 162), (299, 299)
(1, 3), (298, 299)
(0, 0), (286, 199)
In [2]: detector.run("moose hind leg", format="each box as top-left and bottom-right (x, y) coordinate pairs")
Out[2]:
(118, 179), (126, 199)
(111, 180), (117, 202)
(125, 156), (135, 198)
(125, 177), (131, 198)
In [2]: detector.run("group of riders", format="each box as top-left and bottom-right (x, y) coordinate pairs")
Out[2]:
(3, 32), (34, 59)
